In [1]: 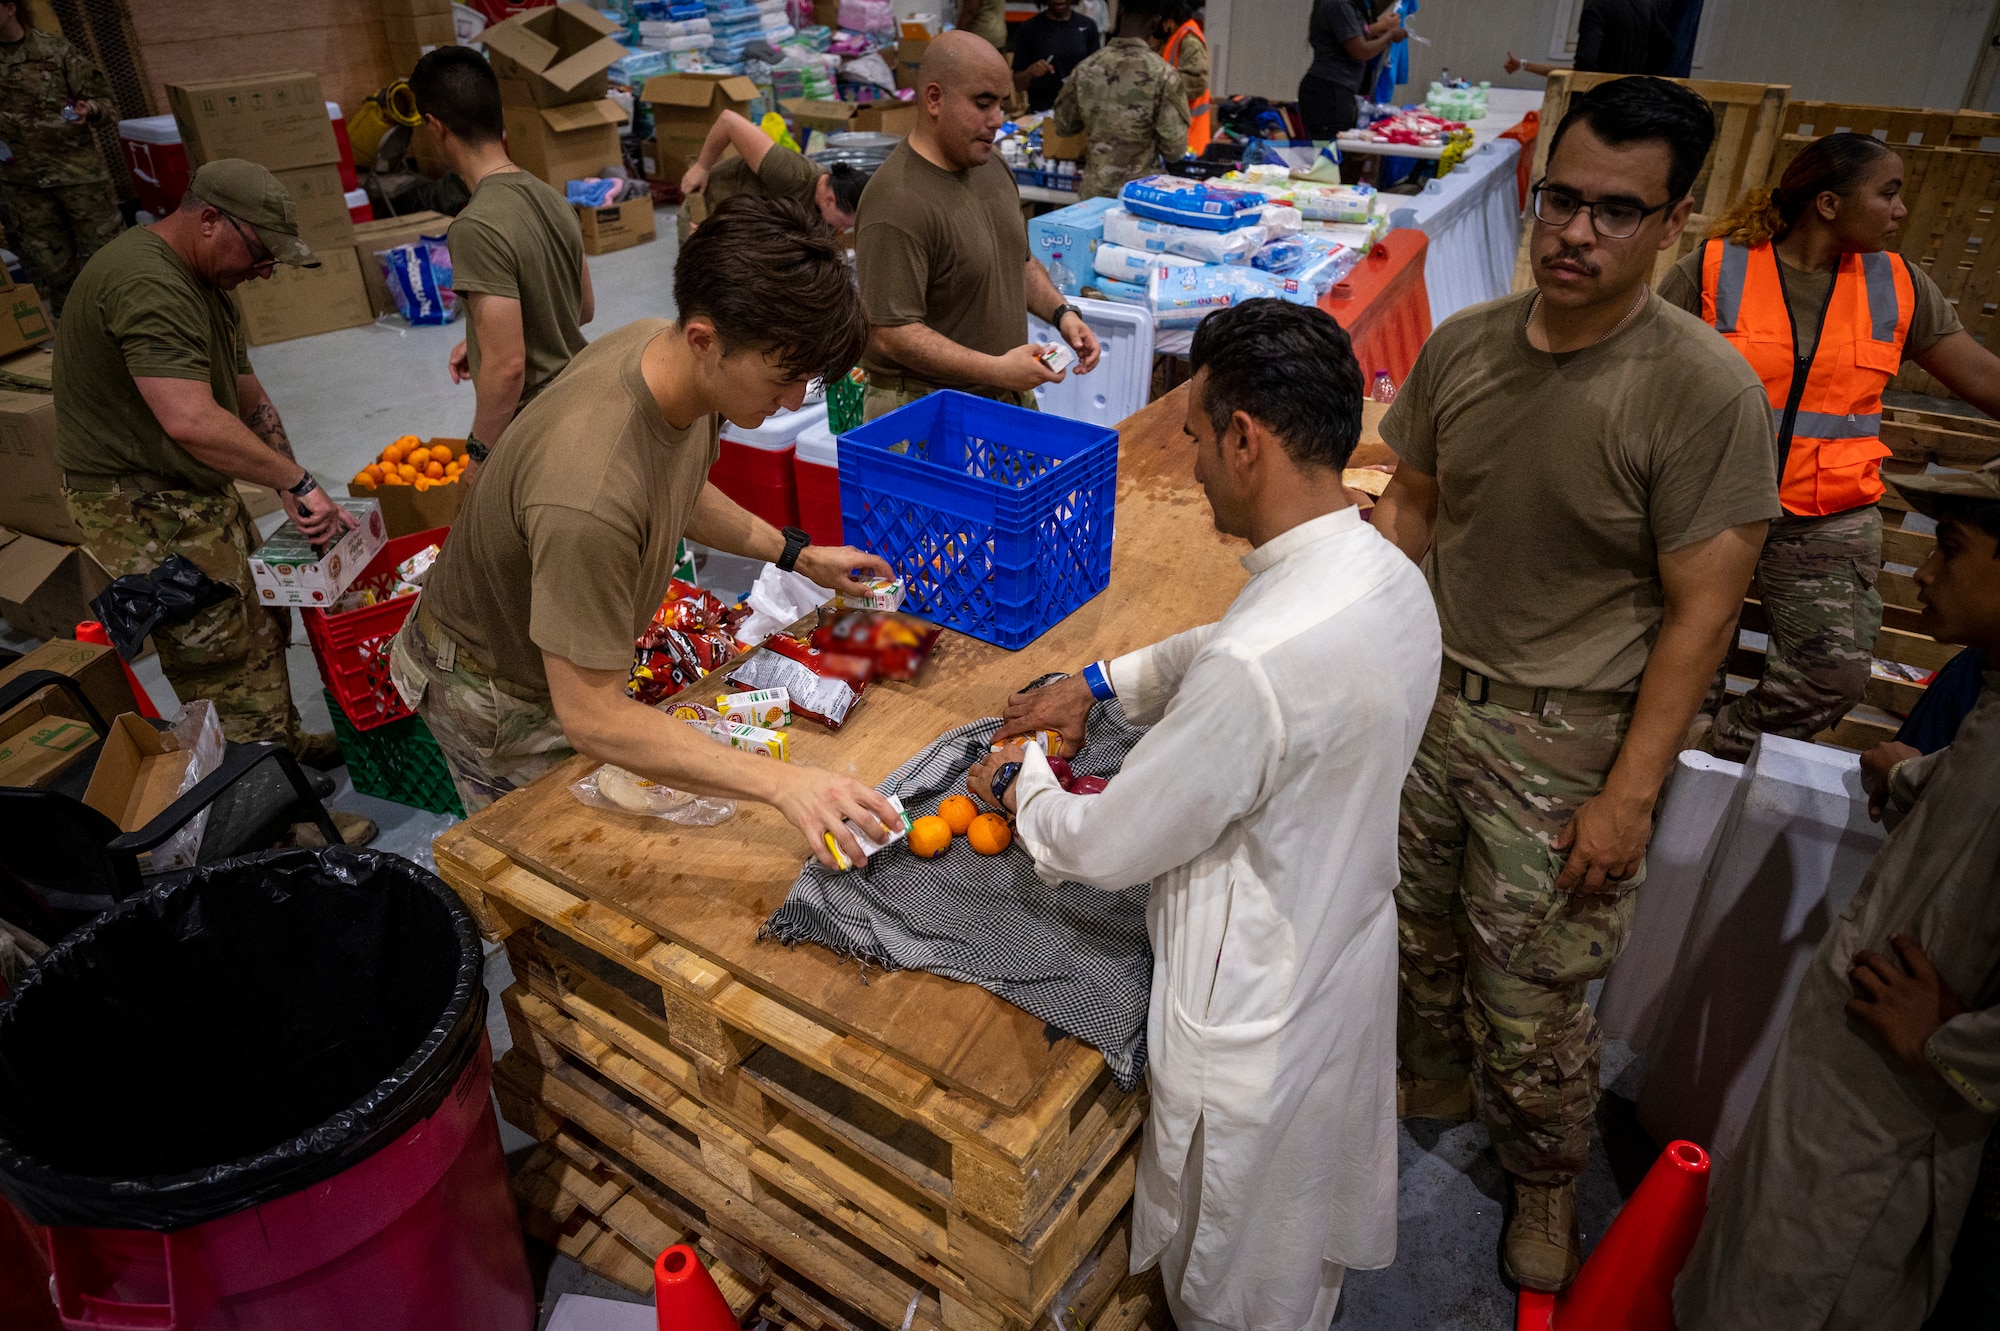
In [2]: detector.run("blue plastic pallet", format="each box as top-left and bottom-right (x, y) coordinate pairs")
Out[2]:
(838, 391), (1118, 650)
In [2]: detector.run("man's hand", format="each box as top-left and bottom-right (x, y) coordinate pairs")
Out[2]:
(1504, 51), (1523, 73)
(1000, 672), (1094, 758)
(680, 163), (711, 195)
(1024, 58), (1055, 79)
(771, 765), (902, 870)
(285, 484), (358, 545)
(793, 545), (895, 597)
(967, 744), (1029, 813)
(1553, 789), (1653, 892)
(1847, 934), (1969, 1076)
(1058, 313), (1102, 374)
(1859, 741), (1920, 822)
(992, 343), (1067, 393)
(448, 340), (471, 384)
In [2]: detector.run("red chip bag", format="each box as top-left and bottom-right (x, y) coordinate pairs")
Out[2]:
(809, 610), (942, 683)
(728, 633), (868, 729)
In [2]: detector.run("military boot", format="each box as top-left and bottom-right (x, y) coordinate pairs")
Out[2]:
(1504, 1179), (1582, 1293)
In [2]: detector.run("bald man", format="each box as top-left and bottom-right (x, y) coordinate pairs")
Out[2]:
(854, 30), (1102, 421)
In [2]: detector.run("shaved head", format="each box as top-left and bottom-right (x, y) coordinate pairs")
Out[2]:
(917, 29), (1011, 99)
(910, 29), (1012, 172)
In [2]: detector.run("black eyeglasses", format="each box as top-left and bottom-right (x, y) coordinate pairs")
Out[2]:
(223, 213), (278, 273)
(1531, 181), (1674, 240)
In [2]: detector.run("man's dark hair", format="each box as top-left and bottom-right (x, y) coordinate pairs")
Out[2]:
(1187, 299), (1362, 472)
(825, 162), (871, 216)
(675, 194), (867, 383)
(1933, 497), (2000, 555)
(409, 46), (505, 147)
(1547, 75), (1715, 203)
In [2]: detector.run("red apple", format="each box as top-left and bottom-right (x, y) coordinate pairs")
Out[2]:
(1067, 775), (1109, 795)
(1047, 757), (1075, 790)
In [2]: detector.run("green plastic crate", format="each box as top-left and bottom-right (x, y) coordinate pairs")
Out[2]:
(325, 691), (465, 817)
(827, 370), (865, 434)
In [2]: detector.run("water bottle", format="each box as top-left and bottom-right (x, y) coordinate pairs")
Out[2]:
(1368, 370), (1397, 405)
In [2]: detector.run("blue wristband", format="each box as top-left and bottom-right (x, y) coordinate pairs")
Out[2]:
(1082, 661), (1115, 701)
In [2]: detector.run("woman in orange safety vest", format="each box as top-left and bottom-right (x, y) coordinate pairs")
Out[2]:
(1659, 131), (2000, 761)
(1156, 6), (1210, 155)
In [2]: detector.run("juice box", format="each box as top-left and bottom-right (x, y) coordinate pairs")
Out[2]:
(716, 687), (790, 728)
(726, 722), (790, 762)
(834, 576), (906, 611)
(826, 794), (912, 871)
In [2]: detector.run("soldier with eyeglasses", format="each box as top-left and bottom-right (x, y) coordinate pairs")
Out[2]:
(1370, 76), (1780, 1293)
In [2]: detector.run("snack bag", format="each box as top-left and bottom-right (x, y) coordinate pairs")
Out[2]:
(728, 632), (869, 728)
(628, 579), (748, 704)
(809, 609), (941, 683)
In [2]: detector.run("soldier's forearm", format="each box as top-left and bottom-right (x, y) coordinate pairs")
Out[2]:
(244, 402), (299, 464)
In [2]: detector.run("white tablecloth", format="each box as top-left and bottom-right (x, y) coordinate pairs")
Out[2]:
(1384, 137), (1523, 328)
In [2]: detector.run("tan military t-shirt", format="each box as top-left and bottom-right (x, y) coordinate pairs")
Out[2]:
(1659, 245), (1961, 361)
(709, 142), (822, 211)
(421, 319), (720, 693)
(855, 142), (1028, 386)
(1381, 290), (1781, 693)
(446, 169), (587, 403)
(53, 226), (247, 491)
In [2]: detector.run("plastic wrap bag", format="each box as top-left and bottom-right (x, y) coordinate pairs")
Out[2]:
(838, 0), (894, 31)
(379, 236), (459, 325)
(735, 564), (835, 643)
(570, 765), (735, 824)
(145, 700), (224, 874)
(1093, 241), (1200, 282)
(1286, 182), (1376, 223)
(1118, 175), (1265, 231)
(1101, 206), (1265, 264)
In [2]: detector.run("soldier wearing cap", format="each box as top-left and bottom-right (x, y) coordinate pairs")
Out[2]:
(53, 160), (372, 841)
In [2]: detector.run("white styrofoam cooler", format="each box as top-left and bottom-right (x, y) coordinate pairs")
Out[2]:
(1028, 294), (1155, 430)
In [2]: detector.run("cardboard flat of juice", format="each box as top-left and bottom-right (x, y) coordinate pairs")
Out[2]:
(717, 687), (790, 728)
(248, 498), (386, 606)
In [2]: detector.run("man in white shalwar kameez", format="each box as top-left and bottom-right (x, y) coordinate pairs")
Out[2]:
(967, 299), (1442, 1331)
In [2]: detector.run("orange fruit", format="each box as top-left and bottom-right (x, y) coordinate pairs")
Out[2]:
(351, 471), (373, 488)
(413, 476), (432, 491)
(936, 795), (978, 835)
(380, 443), (404, 465)
(966, 813), (1012, 856)
(381, 472), (408, 486)
(398, 463), (418, 482)
(907, 815), (952, 859)
(424, 460), (445, 479)
(406, 446), (431, 468)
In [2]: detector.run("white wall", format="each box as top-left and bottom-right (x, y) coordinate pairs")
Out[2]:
(1208, 0), (1998, 111)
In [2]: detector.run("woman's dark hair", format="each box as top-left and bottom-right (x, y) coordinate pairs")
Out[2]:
(1547, 75), (1716, 204)
(409, 47), (504, 146)
(1188, 299), (1362, 472)
(1709, 131), (1897, 247)
(824, 162), (871, 217)
(674, 193), (868, 383)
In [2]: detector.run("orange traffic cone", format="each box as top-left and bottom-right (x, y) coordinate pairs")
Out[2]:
(75, 620), (161, 720)
(1517, 1140), (1710, 1331)
(655, 1243), (737, 1331)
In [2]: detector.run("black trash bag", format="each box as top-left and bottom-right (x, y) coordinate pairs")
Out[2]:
(0, 847), (485, 1231)
(89, 554), (235, 660)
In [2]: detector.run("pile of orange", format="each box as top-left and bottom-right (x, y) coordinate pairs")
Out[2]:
(352, 436), (467, 492)
(908, 796), (1012, 859)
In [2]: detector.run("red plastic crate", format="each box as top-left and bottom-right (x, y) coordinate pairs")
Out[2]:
(302, 527), (448, 731)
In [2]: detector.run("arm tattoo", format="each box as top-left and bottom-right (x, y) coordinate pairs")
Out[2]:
(246, 402), (298, 463)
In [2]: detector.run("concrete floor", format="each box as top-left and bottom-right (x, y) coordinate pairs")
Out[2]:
(8, 203), (1685, 1329)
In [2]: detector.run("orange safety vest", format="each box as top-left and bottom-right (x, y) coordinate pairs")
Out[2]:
(1699, 238), (1915, 517)
(1162, 19), (1210, 157)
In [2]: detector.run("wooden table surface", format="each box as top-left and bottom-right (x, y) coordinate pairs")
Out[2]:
(463, 390), (1392, 1116)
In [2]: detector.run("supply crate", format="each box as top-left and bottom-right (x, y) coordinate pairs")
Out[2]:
(837, 390), (1117, 649)
(825, 369), (865, 433)
(302, 527), (448, 732)
(1011, 166), (1078, 193)
(325, 691), (465, 817)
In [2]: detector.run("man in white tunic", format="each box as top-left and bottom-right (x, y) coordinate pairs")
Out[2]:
(967, 298), (1441, 1331)
(1675, 459), (2000, 1330)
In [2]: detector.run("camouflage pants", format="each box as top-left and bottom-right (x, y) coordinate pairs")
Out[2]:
(1396, 678), (1641, 1185)
(62, 481), (307, 749)
(1710, 506), (1882, 761)
(388, 611), (573, 815)
(861, 379), (1038, 422)
(0, 180), (123, 318)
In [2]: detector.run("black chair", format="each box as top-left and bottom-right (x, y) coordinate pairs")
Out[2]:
(0, 670), (339, 940)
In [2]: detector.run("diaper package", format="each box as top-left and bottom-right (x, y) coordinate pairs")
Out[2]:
(1101, 206), (1266, 264)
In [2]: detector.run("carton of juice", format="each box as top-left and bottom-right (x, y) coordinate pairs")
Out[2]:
(717, 687), (791, 728)
(726, 722), (791, 762)
(825, 794), (912, 871)
(834, 577), (906, 611)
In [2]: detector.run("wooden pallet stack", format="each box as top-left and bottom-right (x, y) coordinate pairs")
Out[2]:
(435, 825), (1155, 1331)
(1727, 405), (1999, 751)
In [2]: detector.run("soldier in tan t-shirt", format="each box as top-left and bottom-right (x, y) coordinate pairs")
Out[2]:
(1372, 77), (1779, 1293)
(391, 195), (903, 870)
(411, 47), (595, 477)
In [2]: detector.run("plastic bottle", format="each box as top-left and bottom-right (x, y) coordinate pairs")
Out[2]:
(1368, 370), (1397, 404)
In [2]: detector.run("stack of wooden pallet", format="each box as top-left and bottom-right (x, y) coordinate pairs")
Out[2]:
(435, 824), (1157, 1331)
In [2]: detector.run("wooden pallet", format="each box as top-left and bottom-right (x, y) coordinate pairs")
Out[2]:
(1513, 73), (1790, 290)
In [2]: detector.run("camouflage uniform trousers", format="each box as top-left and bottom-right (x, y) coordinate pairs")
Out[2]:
(388, 610), (574, 815)
(1710, 505), (1882, 761)
(1395, 676), (1641, 1185)
(0, 180), (123, 318)
(62, 480), (308, 750)
(861, 376), (1038, 422)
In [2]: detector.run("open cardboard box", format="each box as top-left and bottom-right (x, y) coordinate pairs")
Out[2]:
(483, 2), (626, 108)
(643, 74), (759, 183)
(502, 94), (628, 188)
(0, 527), (112, 644)
(780, 97), (919, 138)
(0, 639), (141, 738)
(348, 438), (468, 537)
(83, 714), (190, 833)
(0, 696), (98, 789)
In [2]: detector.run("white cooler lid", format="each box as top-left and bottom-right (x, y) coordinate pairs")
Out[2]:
(720, 400), (827, 450)
(326, 101), (344, 121)
(344, 188), (368, 208)
(119, 114), (181, 145)
(795, 419), (837, 465)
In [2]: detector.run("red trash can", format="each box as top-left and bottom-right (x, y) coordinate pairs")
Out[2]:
(0, 849), (534, 1331)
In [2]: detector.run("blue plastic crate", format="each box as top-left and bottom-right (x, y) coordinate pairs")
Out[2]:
(838, 391), (1118, 649)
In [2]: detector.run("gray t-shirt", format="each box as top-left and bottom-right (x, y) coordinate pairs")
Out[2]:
(1307, 0), (1370, 90)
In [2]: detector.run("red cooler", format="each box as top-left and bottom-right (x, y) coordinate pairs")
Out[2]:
(118, 115), (189, 218)
(326, 102), (360, 191)
(713, 403), (825, 530)
(794, 417), (843, 545)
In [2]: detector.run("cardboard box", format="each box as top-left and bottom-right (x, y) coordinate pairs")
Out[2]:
(273, 163), (357, 249)
(643, 74), (759, 182)
(0, 388), (80, 545)
(0, 343), (53, 390)
(352, 210), (452, 317)
(384, 12), (456, 46)
(0, 696), (97, 789)
(83, 713), (193, 833)
(575, 196), (656, 255)
(379, 0), (454, 15)
(0, 277), (53, 358)
(167, 72), (340, 171)
(0, 528), (112, 644)
(235, 481), (284, 520)
(231, 247), (373, 346)
(897, 38), (929, 91)
(249, 497), (386, 606)
(0, 639), (141, 739)
(483, 2), (626, 108)
(780, 97), (919, 137)
(409, 121), (450, 179)
(1029, 195), (1121, 298)
(502, 97), (627, 188)
(348, 438), (468, 537)
(386, 40), (454, 77)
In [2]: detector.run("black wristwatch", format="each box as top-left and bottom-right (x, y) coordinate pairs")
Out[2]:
(463, 435), (490, 463)
(285, 470), (319, 498)
(989, 761), (1024, 808)
(1050, 303), (1081, 328)
(777, 526), (812, 573)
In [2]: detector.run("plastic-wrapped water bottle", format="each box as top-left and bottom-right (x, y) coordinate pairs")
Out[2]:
(1368, 370), (1397, 404)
